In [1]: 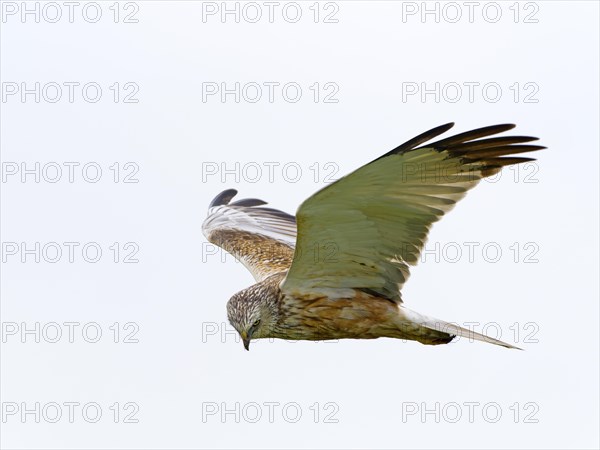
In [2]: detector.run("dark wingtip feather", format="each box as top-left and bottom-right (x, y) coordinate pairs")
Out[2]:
(396, 122), (455, 153)
(423, 124), (517, 149)
(458, 145), (546, 160)
(445, 136), (540, 152)
(374, 122), (455, 161)
(230, 198), (268, 207)
(480, 157), (537, 177)
(209, 189), (238, 208)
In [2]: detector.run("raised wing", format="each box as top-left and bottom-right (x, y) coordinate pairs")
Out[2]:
(281, 123), (544, 302)
(202, 189), (296, 281)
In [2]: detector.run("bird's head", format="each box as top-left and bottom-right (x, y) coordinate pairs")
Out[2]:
(226, 283), (279, 351)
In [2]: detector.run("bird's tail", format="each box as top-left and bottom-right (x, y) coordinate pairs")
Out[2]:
(400, 307), (522, 350)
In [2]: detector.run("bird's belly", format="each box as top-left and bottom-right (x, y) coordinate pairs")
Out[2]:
(274, 292), (402, 340)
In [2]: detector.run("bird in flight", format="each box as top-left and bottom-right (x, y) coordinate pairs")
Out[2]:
(203, 123), (543, 350)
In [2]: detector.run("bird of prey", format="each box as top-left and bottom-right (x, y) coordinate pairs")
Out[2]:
(203, 123), (543, 350)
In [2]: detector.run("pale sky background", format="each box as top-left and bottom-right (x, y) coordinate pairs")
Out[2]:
(1, 1), (599, 449)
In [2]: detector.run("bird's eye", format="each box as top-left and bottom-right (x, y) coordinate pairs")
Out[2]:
(248, 319), (261, 336)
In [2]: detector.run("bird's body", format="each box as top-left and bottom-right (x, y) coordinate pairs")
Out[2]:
(228, 272), (499, 346)
(203, 123), (544, 350)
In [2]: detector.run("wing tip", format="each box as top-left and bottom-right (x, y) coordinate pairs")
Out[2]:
(209, 189), (238, 208)
(381, 122), (534, 161)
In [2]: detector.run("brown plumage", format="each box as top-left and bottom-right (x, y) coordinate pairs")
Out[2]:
(203, 123), (544, 350)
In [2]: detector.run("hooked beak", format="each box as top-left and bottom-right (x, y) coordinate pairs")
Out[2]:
(241, 331), (251, 351)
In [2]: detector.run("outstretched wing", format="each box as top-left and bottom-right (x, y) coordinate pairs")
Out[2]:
(280, 123), (544, 302)
(202, 189), (297, 281)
